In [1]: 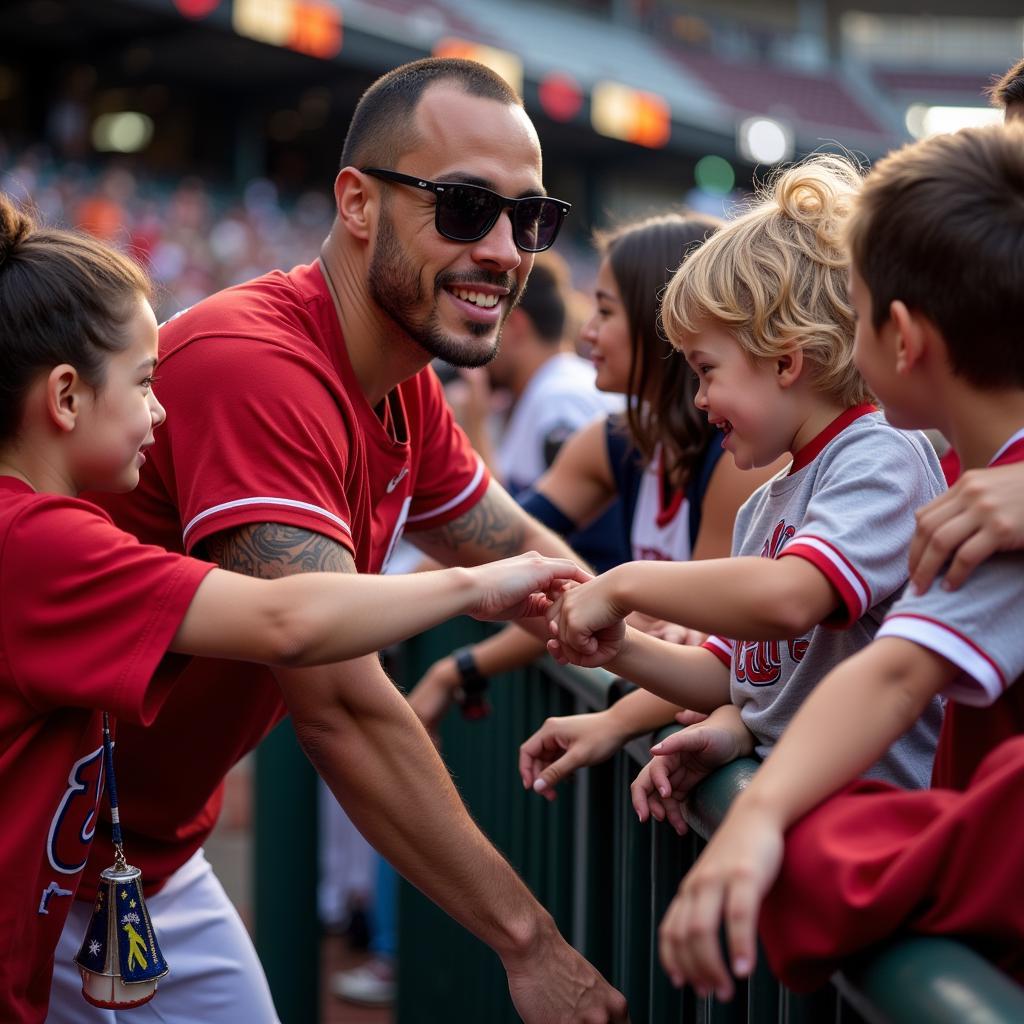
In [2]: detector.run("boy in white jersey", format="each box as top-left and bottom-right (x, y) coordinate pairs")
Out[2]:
(653, 124), (1024, 1000)
(522, 156), (944, 804)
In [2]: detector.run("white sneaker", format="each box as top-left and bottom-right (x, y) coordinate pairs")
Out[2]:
(330, 957), (396, 1006)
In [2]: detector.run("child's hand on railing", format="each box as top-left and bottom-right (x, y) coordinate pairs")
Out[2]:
(658, 799), (784, 1001)
(519, 710), (631, 801)
(631, 710), (748, 835)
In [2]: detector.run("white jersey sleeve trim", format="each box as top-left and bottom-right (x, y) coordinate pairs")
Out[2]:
(787, 534), (871, 617)
(406, 455), (486, 524)
(877, 613), (1004, 706)
(989, 427), (1024, 465)
(182, 496), (352, 545)
(703, 635), (735, 661)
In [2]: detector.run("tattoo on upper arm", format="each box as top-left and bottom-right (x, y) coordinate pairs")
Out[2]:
(415, 488), (526, 559)
(204, 523), (356, 579)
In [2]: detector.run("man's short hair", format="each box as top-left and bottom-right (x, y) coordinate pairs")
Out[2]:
(987, 57), (1024, 109)
(516, 252), (569, 344)
(341, 58), (523, 170)
(847, 123), (1024, 389)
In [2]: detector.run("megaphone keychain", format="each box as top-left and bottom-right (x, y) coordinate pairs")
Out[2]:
(74, 712), (168, 1008)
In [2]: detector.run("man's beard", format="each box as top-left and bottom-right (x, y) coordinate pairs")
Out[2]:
(368, 208), (519, 368)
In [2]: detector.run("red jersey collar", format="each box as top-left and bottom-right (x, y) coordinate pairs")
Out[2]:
(0, 475), (35, 495)
(990, 427), (1024, 467)
(789, 403), (877, 475)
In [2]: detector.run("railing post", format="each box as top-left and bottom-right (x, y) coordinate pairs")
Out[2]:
(254, 717), (319, 1024)
(390, 624), (1024, 1023)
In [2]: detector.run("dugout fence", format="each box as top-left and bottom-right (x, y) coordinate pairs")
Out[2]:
(254, 618), (1024, 1023)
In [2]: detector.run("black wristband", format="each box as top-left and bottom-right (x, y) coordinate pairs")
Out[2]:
(452, 646), (488, 694)
(452, 646), (490, 721)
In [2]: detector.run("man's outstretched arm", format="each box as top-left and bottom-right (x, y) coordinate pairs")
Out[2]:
(205, 522), (628, 1023)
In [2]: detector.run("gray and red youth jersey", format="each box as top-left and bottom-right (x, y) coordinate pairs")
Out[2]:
(704, 406), (945, 788)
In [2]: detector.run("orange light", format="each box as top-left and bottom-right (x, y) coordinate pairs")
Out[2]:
(232, 0), (341, 59)
(591, 81), (670, 149)
(433, 37), (523, 96)
(289, 1), (342, 58)
(433, 38), (477, 61)
(632, 93), (670, 148)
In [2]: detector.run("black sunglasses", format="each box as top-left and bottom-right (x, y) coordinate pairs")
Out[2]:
(362, 168), (570, 253)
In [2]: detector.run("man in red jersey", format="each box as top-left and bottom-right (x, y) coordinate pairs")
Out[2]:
(48, 58), (628, 1024)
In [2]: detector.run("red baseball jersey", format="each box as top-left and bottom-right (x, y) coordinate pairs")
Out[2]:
(83, 260), (489, 896)
(0, 478), (212, 1023)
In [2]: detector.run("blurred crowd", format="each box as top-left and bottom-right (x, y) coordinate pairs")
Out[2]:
(0, 143), (335, 322)
(0, 143), (603, 325)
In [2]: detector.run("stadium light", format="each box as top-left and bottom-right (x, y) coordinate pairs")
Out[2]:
(904, 104), (1002, 139)
(173, 0), (218, 17)
(738, 116), (793, 165)
(433, 39), (523, 96)
(232, 0), (342, 60)
(91, 112), (154, 153)
(591, 81), (670, 149)
(694, 154), (735, 195)
(538, 73), (583, 123)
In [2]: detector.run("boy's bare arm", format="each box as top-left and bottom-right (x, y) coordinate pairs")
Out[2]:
(549, 556), (837, 667)
(599, 633), (732, 714)
(658, 637), (955, 998)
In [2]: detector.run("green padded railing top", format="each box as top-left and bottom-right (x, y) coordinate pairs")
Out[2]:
(681, 756), (1024, 1024)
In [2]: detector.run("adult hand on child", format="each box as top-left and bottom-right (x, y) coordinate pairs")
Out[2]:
(468, 553), (590, 621)
(910, 463), (1024, 593)
(631, 719), (745, 835)
(658, 802), (784, 1001)
(519, 711), (630, 800)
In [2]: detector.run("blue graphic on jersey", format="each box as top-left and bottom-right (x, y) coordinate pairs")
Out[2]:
(47, 744), (105, 874)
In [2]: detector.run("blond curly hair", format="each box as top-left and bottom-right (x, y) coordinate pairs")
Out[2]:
(661, 155), (872, 407)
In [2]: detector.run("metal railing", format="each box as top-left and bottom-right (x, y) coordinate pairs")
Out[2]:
(251, 618), (1024, 1022)
(389, 620), (1024, 1024)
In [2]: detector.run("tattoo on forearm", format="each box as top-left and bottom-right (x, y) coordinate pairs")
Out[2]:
(205, 523), (354, 579)
(418, 492), (526, 558)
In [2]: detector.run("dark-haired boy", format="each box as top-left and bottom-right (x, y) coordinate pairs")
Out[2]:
(656, 122), (1024, 1000)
